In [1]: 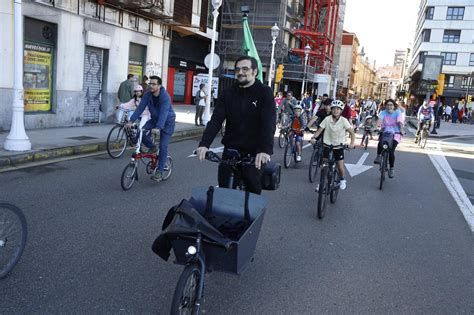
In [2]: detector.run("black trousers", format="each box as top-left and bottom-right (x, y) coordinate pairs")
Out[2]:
(377, 140), (399, 168)
(195, 105), (204, 125)
(218, 161), (264, 195)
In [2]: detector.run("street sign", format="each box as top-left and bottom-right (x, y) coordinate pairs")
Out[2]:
(204, 53), (220, 70)
(421, 55), (443, 81)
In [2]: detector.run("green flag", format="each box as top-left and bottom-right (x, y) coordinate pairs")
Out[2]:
(242, 16), (263, 82)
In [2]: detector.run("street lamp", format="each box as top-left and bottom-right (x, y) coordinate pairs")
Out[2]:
(268, 23), (280, 88)
(300, 44), (311, 98)
(202, 0), (222, 125)
(4, 0), (31, 151)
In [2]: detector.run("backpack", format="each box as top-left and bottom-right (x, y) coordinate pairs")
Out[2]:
(194, 90), (201, 105)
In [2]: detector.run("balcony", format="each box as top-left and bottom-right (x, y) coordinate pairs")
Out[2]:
(105, 0), (172, 19)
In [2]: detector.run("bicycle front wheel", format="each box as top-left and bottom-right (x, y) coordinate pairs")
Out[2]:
(330, 170), (340, 203)
(170, 264), (202, 315)
(0, 202), (27, 279)
(364, 135), (369, 150)
(121, 162), (138, 191)
(317, 167), (329, 219)
(283, 141), (292, 168)
(308, 147), (320, 183)
(278, 132), (286, 149)
(379, 152), (387, 190)
(421, 130), (428, 149)
(162, 156), (173, 180)
(107, 125), (128, 159)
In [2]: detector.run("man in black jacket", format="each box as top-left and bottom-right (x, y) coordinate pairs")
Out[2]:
(196, 56), (276, 194)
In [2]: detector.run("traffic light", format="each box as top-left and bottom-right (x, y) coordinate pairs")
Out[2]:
(436, 73), (445, 96)
(275, 64), (284, 83)
(468, 95), (473, 103)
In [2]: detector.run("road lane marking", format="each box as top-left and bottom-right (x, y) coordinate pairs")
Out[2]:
(345, 152), (373, 177)
(428, 142), (474, 231)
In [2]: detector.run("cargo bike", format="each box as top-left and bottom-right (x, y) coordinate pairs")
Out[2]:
(152, 150), (280, 314)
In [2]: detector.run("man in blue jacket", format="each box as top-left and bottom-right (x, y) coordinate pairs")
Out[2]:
(127, 75), (176, 182)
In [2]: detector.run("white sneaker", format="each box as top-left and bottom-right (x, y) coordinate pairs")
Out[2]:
(296, 155), (302, 162)
(339, 179), (347, 190)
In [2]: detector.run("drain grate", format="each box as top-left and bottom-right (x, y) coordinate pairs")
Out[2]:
(67, 136), (98, 140)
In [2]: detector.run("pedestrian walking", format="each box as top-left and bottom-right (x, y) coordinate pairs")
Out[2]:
(195, 84), (206, 126)
(196, 55), (276, 195)
(117, 74), (135, 103)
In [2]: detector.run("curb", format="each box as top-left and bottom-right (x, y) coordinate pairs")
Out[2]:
(406, 118), (458, 139)
(0, 128), (204, 170)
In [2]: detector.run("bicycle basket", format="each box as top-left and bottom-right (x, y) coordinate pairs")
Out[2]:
(261, 161), (281, 191)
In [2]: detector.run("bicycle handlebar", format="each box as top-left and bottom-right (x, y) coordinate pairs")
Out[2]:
(193, 150), (256, 166)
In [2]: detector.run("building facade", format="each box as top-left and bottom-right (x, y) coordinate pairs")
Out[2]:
(339, 30), (359, 98)
(376, 65), (402, 100)
(408, 1), (474, 106)
(353, 48), (377, 99)
(1, 0), (173, 130)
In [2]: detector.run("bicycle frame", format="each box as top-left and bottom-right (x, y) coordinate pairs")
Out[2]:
(129, 127), (159, 174)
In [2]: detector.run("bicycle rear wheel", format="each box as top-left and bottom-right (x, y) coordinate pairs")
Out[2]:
(162, 156), (173, 180)
(308, 147), (320, 183)
(0, 202), (27, 279)
(379, 152), (387, 190)
(170, 264), (202, 315)
(283, 141), (292, 168)
(317, 167), (329, 219)
(121, 162), (138, 191)
(330, 170), (340, 203)
(278, 132), (286, 149)
(107, 124), (128, 159)
(364, 135), (369, 150)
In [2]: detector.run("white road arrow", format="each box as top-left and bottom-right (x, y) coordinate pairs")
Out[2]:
(187, 146), (225, 158)
(345, 152), (373, 177)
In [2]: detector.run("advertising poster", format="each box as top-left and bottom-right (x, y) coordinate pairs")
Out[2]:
(192, 74), (219, 99)
(23, 43), (53, 112)
(128, 60), (143, 80)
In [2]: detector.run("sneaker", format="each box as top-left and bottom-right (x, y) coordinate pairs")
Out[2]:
(339, 179), (347, 190)
(151, 171), (163, 182)
(315, 184), (320, 192)
(296, 155), (302, 162)
(388, 168), (394, 178)
(374, 155), (382, 164)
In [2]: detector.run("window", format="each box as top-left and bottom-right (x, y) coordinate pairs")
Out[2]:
(470, 53), (474, 66)
(444, 75), (455, 88)
(193, 0), (202, 15)
(443, 30), (461, 43)
(440, 52), (457, 65)
(422, 29), (431, 42)
(418, 51), (427, 63)
(461, 77), (474, 88)
(425, 6), (434, 19)
(446, 7), (464, 20)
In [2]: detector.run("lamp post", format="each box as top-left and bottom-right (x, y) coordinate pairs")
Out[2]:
(300, 44), (311, 98)
(4, 0), (31, 151)
(202, 0), (222, 125)
(268, 23), (279, 88)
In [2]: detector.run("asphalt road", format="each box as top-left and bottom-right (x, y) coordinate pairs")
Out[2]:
(1, 133), (473, 313)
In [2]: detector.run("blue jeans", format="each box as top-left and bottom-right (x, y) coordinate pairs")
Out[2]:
(141, 120), (175, 172)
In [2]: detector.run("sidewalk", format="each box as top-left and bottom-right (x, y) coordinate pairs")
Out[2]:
(406, 116), (473, 138)
(0, 105), (203, 170)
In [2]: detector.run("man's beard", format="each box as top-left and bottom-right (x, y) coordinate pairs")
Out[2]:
(237, 75), (250, 86)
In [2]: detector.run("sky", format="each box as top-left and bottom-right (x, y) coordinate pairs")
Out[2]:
(343, 0), (420, 68)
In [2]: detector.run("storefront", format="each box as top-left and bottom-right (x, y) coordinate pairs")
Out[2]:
(167, 31), (209, 104)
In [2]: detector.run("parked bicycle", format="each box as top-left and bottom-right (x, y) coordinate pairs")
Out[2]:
(317, 144), (348, 219)
(0, 202), (27, 279)
(155, 150), (278, 314)
(120, 125), (173, 190)
(106, 109), (138, 159)
(377, 130), (401, 190)
(308, 132), (323, 183)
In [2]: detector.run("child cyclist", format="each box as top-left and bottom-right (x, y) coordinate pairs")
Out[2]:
(359, 115), (375, 146)
(290, 104), (307, 162)
(313, 100), (355, 190)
